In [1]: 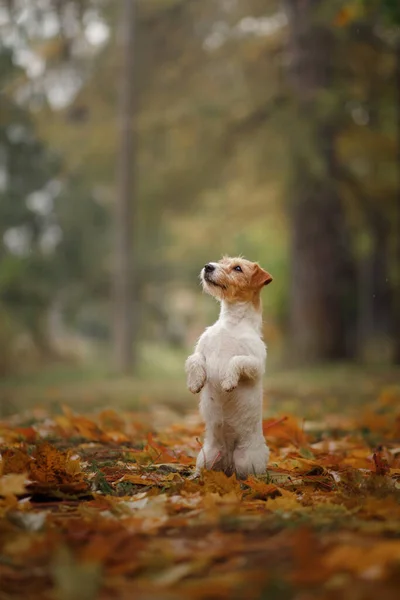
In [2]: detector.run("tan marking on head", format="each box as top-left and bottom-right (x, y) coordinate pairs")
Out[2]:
(251, 263), (273, 288)
(201, 256), (273, 309)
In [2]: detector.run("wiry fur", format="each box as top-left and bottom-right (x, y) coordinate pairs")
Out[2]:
(185, 256), (273, 478)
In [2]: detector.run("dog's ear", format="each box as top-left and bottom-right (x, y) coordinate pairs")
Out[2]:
(252, 265), (273, 288)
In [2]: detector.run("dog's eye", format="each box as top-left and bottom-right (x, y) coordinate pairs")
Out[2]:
(233, 265), (242, 272)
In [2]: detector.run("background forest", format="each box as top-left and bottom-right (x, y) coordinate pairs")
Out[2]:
(0, 0), (400, 404)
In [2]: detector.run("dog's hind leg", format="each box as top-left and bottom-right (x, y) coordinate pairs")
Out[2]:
(195, 440), (223, 474)
(233, 438), (269, 479)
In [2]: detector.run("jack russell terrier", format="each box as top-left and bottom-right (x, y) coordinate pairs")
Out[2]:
(185, 256), (273, 478)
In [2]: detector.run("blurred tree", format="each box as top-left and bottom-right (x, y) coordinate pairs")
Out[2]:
(334, 0), (400, 362)
(284, 0), (356, 362)
(377, 0), (400, 364)
(0, 44), (59, 357)
(114, 0), (136, 373)
(0, 19), (109, 367)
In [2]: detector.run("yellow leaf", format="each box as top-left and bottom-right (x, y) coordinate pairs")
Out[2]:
(0, 473), (27, 497)
(324, 541), (400, 577)
(266, 493), (302, 512)
(201, 470), (242, 497)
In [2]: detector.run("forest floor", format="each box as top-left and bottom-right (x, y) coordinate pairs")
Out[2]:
(0, 363), (400, 600)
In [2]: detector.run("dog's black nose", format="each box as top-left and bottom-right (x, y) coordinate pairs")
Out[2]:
(204, 264), (215, 273)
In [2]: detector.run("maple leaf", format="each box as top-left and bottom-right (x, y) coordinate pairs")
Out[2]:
(145, 433), (188, 464)
(265, 494), (302, 512)
(263, 415), (308, 447)
(28, 442), (88, 494)
(244, 477), (282, 500)
(200, 470), (243, 497)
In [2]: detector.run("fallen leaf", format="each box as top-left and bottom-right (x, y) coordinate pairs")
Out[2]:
(324, 541), (400, 578)
(0, 473), (27, 497)
(263, 415), (308, 447)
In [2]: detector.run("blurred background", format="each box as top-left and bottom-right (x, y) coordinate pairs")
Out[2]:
(0, 0), (399, 414)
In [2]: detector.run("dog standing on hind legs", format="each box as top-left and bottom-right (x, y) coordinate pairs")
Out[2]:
(185, 256), (273, 478)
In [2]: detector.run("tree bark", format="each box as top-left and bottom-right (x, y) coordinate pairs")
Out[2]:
(284, 0), (356, 362)
(114, 0), (136, 373)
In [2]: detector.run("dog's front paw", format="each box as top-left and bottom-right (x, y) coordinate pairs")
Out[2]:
(186, 356), (206, 394)
(221, 370), (239, 392)
(187, 365), (206, 394)
(187, 372), (206, 394)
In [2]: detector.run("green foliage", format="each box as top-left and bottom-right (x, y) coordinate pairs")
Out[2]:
(360, 0), (400, 25)
(0, 31), (109, 365)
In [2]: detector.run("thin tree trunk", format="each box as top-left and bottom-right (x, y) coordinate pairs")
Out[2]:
(114, 0), (136, 373)
(284, 0), (356, 362)
(393, 40), (400, 363)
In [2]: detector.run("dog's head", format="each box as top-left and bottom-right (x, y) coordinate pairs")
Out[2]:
(200, 256), (272, 305)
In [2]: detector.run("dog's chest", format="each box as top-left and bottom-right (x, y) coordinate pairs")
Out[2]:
(203, 322), (265, 365)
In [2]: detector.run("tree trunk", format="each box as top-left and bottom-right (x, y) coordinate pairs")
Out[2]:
(357, 218), (392, 360)
(356, 80), (392, 359)
(114, 0), (136, 373)
(393, 40), (400, 364)
(284, 0), (356, 362)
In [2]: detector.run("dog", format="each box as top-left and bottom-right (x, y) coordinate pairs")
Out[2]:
(185, 256), (273, 478)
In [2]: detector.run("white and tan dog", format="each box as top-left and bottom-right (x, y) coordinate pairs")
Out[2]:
(185, 256), (273, 478)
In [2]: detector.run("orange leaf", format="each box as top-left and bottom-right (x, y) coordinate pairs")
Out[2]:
(114, 473), (159, 487)
(244, 477), (281, 499)
(1, 448), (31, 475)
(324, 541), (400, 577)
(263, 415), (308, 447)
(29, 442), (85, 487)
(13, 427), (37, 442)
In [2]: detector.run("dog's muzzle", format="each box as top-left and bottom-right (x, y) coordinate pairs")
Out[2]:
(203, 264), (225, 289)
(203, 263), (216, 283)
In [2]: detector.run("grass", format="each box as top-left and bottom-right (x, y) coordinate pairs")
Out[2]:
(0, 343), (189, 416)
(1, 341), (399, 420)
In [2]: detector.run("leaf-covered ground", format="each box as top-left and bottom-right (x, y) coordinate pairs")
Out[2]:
(1, 386), (400, 600)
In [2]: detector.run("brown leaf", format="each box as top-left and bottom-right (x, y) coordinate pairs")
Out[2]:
(1, 448), (31, 475)
(373, 448), (390, 476)
(29, 442), (88, 493)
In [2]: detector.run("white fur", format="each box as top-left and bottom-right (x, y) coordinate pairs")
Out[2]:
(186, 299), (270, 478)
